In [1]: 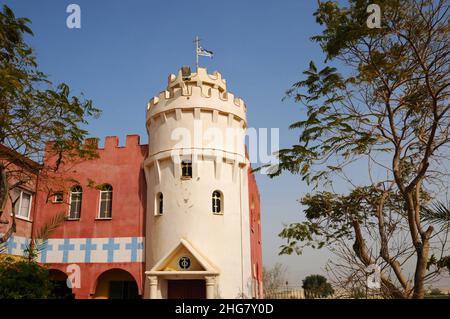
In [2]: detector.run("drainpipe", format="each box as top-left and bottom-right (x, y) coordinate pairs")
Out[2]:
(239, 167), (244, 297)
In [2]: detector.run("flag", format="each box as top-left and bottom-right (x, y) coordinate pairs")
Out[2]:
(197, 46), (214, 58)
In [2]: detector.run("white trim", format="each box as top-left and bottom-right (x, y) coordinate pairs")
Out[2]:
(13, 190), (32, 220)
(97, 187), (113, 219)
(68, 187), (82, 219)
(148, 238), (219, 274)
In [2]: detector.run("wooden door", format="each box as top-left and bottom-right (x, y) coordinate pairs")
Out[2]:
(167, 280), (206, 299)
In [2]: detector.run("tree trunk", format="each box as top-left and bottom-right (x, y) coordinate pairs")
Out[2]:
(0, 164), (15, 245)
(412, 240), (428, 299)
(0, 165), (8, 214)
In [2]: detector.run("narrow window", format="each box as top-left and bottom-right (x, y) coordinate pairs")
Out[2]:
(69, 186), (82, 219)
(181, 160), (192, 178)
(99, 184), (113, 219)
(212, 191), (222, 214)
(156, 192), (163, 215)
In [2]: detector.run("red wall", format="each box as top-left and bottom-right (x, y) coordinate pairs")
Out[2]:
(248, 166), (263, 298)
(34, 135), (147, 298)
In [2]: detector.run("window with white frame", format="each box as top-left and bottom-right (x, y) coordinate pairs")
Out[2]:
(69, 185), (82, 219)
(98, 184), (113, 219)
(212, 190), (222, 214)
(12, 189), (32, 219)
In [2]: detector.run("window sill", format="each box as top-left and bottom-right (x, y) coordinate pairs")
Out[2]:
(213, 212), (224, 216)
(66, 217), (80, 221)
(180, 176), (192, 180)
(95, 217), (112, 221)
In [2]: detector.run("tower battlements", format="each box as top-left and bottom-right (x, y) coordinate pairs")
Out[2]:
(146, 67), (247, 123)
(168, 67), (227, 92)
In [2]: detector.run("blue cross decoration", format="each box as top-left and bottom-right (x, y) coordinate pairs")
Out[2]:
(58, 239), (75, 263)
(103, 238), (120, 263)
(80, 238), (97, 263)
(40, 240), (53, 263)
(6, 236), (17, 254)
(125, 237), (143, 262)
(20, 238), (30, 256)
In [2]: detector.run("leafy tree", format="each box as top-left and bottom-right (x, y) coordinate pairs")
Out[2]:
(267, 0), (449, 298)
(0, 255), (52, 298)
(302, 274), (334, 298)
(0, 5), (100, 245)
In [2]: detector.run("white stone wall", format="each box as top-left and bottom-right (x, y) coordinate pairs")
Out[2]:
(144, 67), (252, 298)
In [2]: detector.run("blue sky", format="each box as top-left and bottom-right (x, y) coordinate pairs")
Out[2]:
(5, 0), (340, 284)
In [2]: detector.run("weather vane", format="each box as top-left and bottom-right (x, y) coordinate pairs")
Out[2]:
(194, 36), (214, 69)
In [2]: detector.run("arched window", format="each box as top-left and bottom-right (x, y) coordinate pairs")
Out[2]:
(212, 191), (222, 214)
(69, 185), (82, 219)
(156, 192), (163, 215)
(99, 184), (113, 219)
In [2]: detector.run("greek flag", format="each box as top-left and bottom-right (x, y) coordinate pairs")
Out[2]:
(197, 46), (214, 58)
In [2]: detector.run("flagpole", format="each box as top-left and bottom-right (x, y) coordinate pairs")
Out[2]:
(195, 36), (199, 70)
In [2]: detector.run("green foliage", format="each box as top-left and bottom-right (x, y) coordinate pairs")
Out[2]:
(0, 4), (101, 245)
(279, 186), (402, 254)
(0, 255), (52, 298)
(24, 212), (67, 261)
(422, 201), (450, 226)
(302, 274), (334, 298)
(269, 0), (448, 255)
(269, 0), (448, 186)
(0, 4), (101, 164)
(269, 1), (448, 298)
(427, 255), (450, 274)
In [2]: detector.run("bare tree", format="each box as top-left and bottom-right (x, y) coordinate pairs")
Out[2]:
(263, 263), (287, 292)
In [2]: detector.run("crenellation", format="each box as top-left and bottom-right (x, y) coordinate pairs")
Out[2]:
(148, 68), (247, 123)
(126, 134), (140, 147)
(85, 137), (99, 148)
(105, 136), (119, 149)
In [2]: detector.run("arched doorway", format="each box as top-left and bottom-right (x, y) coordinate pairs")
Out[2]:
(93, 269), (139, 299)
(48, 269), (74, 299)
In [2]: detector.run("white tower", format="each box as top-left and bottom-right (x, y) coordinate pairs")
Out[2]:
(144, 67), (252, 299)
